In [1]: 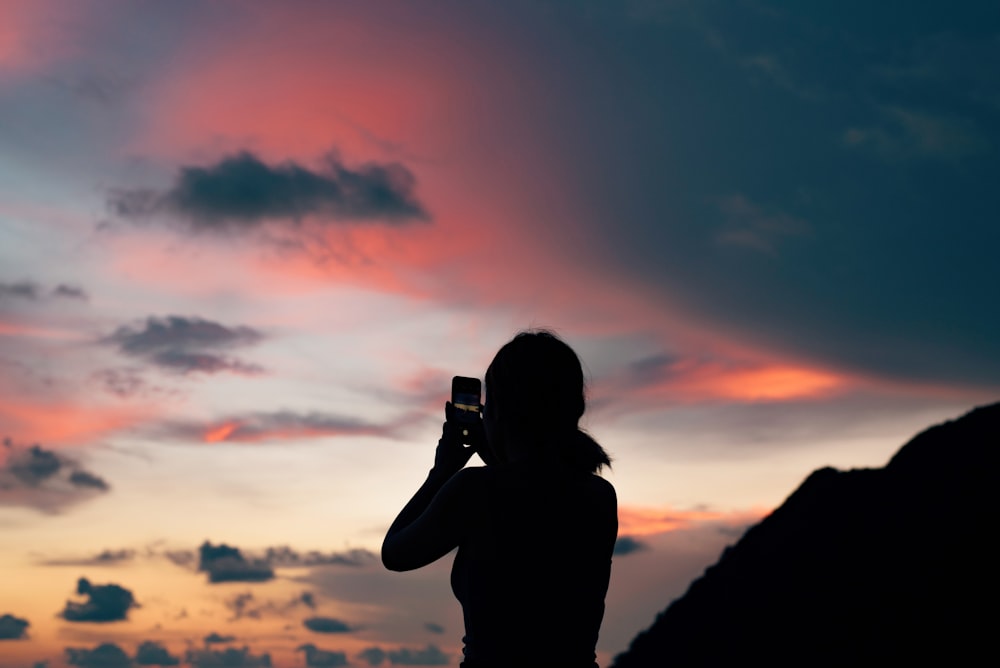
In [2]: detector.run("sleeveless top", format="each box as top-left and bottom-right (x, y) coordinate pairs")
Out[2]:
(450, 460), (618, 666)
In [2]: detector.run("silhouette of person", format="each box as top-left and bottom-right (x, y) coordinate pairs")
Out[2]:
(383, 330), (618, 667)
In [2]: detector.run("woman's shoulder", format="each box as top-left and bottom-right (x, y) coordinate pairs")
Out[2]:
(583, 474), (617, 515)
(587, 473), (617, 500)
(445, 465), (497, 499)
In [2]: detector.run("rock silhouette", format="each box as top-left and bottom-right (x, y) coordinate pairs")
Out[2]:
(612, 402), (999, 667)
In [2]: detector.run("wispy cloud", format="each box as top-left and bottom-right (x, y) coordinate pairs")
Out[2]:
(714, 195), (810, 256)
(844, 106), (990, 161)
(224, 591), (316, 622)
(159, 411), (409, 444)
(102, 316), (265, 376)
(36, 549), (136, 568)
(0, 281), (88, 301)
(0, 442), (111, 514)
(618, 505), (763, 537)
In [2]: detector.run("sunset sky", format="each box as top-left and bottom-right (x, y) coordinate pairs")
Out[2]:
(2, 2), (998, 667)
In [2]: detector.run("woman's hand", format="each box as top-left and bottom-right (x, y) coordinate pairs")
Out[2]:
(432, 402), (477, 477)
(434, 402), (499, 474)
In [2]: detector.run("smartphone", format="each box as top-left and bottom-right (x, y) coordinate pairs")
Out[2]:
(451, 376), (482, 430)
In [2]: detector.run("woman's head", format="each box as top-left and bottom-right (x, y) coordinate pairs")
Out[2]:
(484, 329), (609, 472)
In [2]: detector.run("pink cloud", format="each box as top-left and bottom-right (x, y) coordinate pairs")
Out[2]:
(618, 504), (766, 537)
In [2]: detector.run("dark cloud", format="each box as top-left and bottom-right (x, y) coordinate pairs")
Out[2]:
(148, 351), (264, 376)
(68, 470), (110, 491)
(168, 543), (376, 577)
(296, 644), (349, 667)
(38, 549), (136, 567)
(198, 541), (274, 584)
(65, 642), (131, 668)
(135, 641), (181, 666)
(0, 613), (30, 640)
(356, 645), (449, 666)
(357, 648), (385, 666)
(0, 281), (41, 300)
(109, 150), (428, 230)
(0, 281), (88, 302)
(52, 284), (89, 300)
(103, 316), (265, 376)
(59, 577), (138, 622)
(7, 444), (61, 484)
(224, 593), (257, 621)
(262, 546), (377, 568)
(613, 536), (649, 556)
(204, 633), (236, 645)
(0, 443), (111, 514)
(423, 622), (445, 634)
(184, 646), (272, 668)
(303, 617), (353, 634)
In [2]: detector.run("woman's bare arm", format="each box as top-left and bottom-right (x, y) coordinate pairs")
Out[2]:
(382, 405), (484, 571)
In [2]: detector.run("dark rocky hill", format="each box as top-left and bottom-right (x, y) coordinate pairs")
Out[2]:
(612, 402), (1000, 667)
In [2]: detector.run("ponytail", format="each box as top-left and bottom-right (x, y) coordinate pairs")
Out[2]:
(560, 428), (612, 474)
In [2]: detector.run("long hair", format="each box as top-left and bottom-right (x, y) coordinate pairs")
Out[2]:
(486, 329), (611, 473)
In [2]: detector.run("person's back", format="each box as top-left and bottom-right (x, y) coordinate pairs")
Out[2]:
(452, 461), (617, 666)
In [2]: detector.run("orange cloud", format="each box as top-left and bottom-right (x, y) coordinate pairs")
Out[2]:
(194, 411), (403, 444)
(677, 362), (846, 402)
(618, 505), (766, 537)
(602, 354), (853, 411)
(202, 421), (239, 443)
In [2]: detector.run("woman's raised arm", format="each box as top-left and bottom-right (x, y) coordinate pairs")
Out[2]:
(381, 405), (484, 571)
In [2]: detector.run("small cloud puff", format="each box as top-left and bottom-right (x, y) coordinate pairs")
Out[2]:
(0, 613), (30, 640)
(59, 577), (138, 623)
